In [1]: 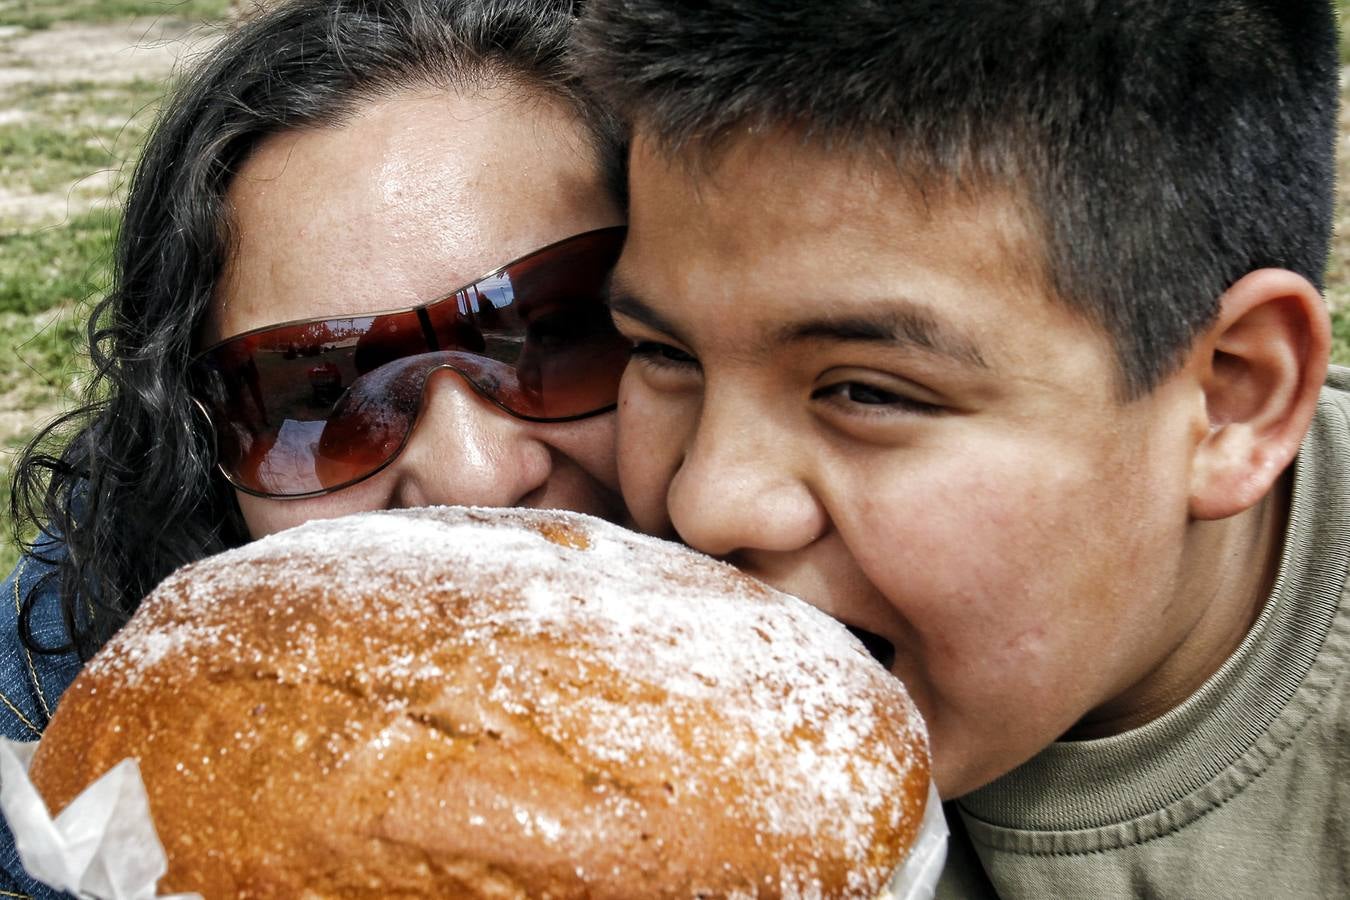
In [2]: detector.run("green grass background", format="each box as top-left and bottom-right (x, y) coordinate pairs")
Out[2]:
(1, 1), (232, 574)
(3, 1), (1350, 577)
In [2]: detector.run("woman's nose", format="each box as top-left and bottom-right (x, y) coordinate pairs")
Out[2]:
(387, 366), (552, 509)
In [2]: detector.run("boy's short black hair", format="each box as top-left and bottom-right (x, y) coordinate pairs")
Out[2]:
(577, 0), (1339, 397)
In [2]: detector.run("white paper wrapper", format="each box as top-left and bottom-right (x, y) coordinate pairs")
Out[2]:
(1, 734), (946, 900)
(880, 781), (949, 900)
(0, 739), (200, 900)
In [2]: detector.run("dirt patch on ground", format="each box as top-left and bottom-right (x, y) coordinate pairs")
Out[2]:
(0, 18), (222, 224)
(0, 17), (222, 88)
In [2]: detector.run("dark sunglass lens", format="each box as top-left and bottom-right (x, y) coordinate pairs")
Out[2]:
(450, 229), (627, 419)
(513, 304), (629, 418)
(198, 313), (432, 496)
(311, 356), (426, 489)
(355, 309), (463, 373)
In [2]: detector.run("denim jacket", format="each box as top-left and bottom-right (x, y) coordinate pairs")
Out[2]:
(0, 548), (83, 899)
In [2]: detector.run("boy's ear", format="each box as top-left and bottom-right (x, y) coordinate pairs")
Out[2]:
(1188, 268), (1330, 520)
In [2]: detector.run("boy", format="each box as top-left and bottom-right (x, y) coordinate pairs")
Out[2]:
(577, 1), (1347, 896)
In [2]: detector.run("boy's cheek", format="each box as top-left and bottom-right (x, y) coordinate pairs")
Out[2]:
(615, 381), (683, 535)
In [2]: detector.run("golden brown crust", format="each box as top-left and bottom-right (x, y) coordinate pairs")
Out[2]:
(31, 507), (929, 899)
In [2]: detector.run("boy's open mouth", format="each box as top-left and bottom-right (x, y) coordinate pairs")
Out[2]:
(846, 624), (896, 670)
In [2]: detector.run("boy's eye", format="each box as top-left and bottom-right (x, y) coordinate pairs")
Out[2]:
(812, 380), (944, 416)
(840, 383), (895, 405)
(630, 340), (699, 368)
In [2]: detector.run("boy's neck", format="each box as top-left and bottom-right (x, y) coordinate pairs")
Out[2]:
(1065, 471), (1292, 741)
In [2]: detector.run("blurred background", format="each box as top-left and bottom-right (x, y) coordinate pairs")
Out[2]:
(2, 1), (1350, 572)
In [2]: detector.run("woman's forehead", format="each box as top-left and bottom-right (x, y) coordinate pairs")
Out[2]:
(208, 89), (621, 344)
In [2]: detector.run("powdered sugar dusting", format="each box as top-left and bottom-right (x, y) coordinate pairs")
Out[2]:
(85, 506), (930, 896)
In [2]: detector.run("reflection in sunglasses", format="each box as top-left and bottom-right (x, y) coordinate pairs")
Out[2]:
(321, 353), (521, 453)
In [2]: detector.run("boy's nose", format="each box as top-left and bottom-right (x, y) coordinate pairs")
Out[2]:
(665, 411), (826, 559)
(388, 367), (552, 509)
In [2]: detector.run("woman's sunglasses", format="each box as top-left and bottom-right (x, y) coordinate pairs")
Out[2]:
(190, 227), (629, 499)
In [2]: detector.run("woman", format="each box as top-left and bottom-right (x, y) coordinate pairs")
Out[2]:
(1, 2), (626, 890)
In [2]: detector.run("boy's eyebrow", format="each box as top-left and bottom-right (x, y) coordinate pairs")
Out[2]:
(606, 283), (687, 341)
(775, 303), (990, 369)
(609, 280), (989, 370)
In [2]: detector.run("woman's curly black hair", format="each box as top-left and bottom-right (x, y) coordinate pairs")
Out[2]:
(9, 0), (622, 661)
